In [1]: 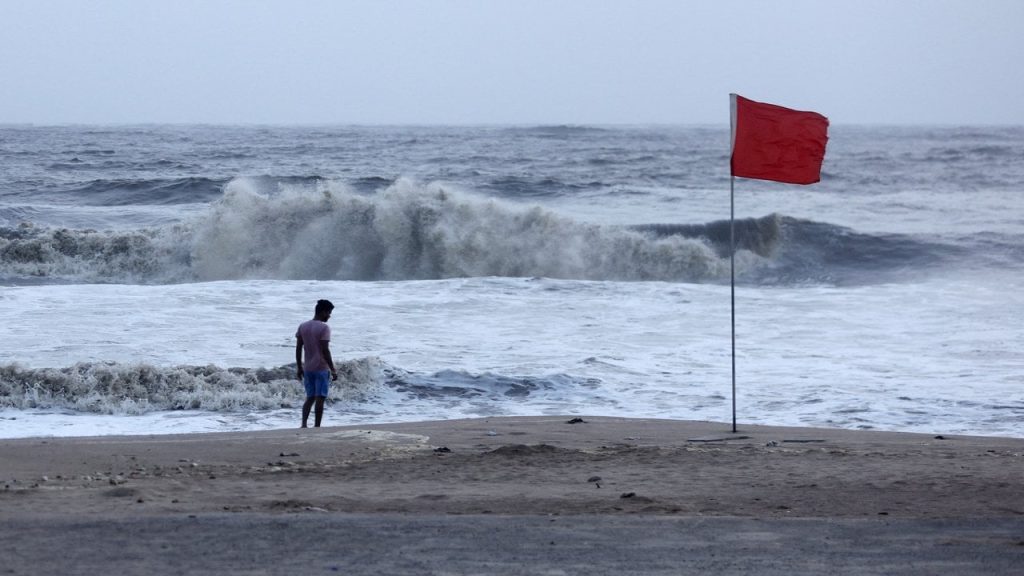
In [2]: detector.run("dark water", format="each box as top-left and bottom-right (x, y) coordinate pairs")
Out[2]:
(3, 125), (1020, 286)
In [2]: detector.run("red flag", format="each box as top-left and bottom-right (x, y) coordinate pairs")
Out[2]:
(730, 94), (829, 185)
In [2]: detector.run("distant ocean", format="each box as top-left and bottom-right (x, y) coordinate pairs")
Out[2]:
(1, 125), (1021, 439)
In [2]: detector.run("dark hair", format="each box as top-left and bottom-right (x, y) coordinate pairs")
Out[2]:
(315, 299), (335, 315)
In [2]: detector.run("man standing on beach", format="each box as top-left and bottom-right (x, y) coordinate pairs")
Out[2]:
(295, 299), (338, 428)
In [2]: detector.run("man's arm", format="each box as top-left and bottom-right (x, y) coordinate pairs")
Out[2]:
(319, 339), (337, 381)
(295, 335), (304, 381)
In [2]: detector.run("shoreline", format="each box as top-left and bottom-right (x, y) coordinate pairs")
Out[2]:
(2, 410), (1021, 443)
(3, 415), (1022, 519)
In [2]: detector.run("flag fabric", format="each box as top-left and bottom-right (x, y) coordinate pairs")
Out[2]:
(730, 94), (829, 185)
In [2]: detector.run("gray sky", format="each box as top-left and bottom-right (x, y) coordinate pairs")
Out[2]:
(2, 0), (1021, 125)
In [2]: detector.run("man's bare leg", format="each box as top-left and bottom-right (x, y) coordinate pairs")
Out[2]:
(314, 396), (326, 427)
(301, 397), (315, 428)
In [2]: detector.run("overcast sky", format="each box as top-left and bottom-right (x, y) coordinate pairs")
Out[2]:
(2, 0), (1021, 125)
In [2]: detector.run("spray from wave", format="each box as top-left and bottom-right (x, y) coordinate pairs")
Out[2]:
(1, 178), (733, 284)
(1, 176), (960, 286)
(0, 358), (385, 414)
(0, 222), (193, 283)
(0, 358), (604, 417)
(191, 178), (730, 282)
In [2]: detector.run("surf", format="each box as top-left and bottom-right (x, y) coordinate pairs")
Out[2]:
(0, 358), (384, 414)
(0, 177), (967, 286)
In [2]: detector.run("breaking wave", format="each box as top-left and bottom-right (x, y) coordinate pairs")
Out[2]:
(0, 359), (601, 416)
(190, 178), (731, 282)
(0, 177), (965, 286)
(1, 178), (729, 284)
(0, 223), (194, 284)
(0, 358), (385, 414)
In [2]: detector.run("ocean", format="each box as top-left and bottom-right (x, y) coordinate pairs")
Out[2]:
(1, 124), (1021, 439)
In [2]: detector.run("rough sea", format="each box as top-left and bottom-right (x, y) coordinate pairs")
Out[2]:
(1, 124), (1021, 439)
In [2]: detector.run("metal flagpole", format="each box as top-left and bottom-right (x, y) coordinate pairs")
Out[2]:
(730, 175), (737, 433)
(728, 93), (738, 434)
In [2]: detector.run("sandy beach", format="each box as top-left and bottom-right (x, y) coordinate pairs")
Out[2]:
(3, 416), (1023, 574)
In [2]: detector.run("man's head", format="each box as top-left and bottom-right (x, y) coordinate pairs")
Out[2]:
(314, 299), (335, 321)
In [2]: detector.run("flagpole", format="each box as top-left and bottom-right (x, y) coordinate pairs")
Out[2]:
(728, 93), (738, 434)
(730, 175), (737, 433)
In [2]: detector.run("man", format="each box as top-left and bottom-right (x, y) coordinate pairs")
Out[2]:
(295, 299), (338, 428)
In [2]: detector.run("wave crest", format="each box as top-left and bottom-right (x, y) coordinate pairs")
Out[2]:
(0, 358), (385, 414)
(3, 177), (953, 286)
(0, 223), (192, 283)
(191, 177), (728, 282)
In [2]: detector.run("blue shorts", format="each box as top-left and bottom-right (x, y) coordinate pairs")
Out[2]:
(303, 370), (331, 398)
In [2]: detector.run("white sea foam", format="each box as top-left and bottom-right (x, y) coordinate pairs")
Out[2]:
(6, 177), (960, 287)
(191, 178), (731, 282)
(1, 179), (738, 284)
(0, 275), (1020, 439)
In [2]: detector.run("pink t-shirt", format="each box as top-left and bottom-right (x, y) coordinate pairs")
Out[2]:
(296, 319), (331, 372)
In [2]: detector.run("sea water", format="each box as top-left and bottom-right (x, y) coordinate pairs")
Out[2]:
(1, 125), (1022, 438)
